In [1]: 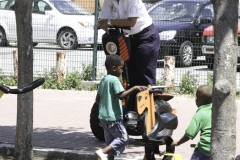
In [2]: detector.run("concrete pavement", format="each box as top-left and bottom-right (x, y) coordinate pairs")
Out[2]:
(0, 89), (239, 160)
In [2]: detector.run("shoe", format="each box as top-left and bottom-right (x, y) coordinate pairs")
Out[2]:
(95, 149), (107, 160)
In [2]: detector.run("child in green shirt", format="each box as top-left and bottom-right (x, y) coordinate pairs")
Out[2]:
(171, 85), (213, 160)
(95, 54), (146, 160)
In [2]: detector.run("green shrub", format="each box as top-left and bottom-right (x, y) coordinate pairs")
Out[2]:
(207, 72), (213, 87)
(41, 68), (58, 89)
(178, 71), (198, 95)
(156, 72), (166, 86)
(0, 69), (17, 86)
(59, 69), (82, 90)
(81, 64), (93, 81)
(41, 68), (83, 90)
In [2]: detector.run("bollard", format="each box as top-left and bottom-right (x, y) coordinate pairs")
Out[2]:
(13, 50), (18, 78)
(164, 56), (175, 94)
(56, 52), (66, 82)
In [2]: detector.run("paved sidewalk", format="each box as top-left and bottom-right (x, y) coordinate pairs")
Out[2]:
(0, 89), (239, 159)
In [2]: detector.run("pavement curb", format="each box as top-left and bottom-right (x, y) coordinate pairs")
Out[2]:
(0, 144), (97, 160)
(0, 144), (191, 160)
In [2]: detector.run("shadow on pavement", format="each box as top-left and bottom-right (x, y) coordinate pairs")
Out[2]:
(0, 126), (106, 151)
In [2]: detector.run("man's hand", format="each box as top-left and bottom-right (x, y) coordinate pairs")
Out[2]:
(98, 19), (109, 34)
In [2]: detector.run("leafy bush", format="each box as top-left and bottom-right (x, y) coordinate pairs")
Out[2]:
(207, 72), (213, 87)
(81, 64), (93, 81)
(0, 65), (96, 91)
(0, 69), (17, 86)
(41, 68), (82, 90)
(41, 68), (58, 89)
(178, 71), (198, 95)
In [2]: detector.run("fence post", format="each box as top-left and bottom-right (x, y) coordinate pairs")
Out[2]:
(13, 50), (18, 78)
(56, 52), (66, 82)
(92, 0), (100, 81)
(164, 56), (175, 93)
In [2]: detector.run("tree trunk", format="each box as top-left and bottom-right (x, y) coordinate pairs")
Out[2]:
(210, 0), (238, 159)
(14, 0), (33, 160)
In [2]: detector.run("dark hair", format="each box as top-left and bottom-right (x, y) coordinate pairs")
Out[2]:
(105, 54), (123, 69)
(196, 85), (212, 105)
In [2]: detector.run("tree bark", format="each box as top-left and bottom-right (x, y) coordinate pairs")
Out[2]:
(14, 0), (33, 159)
(210, 0), (238, 159)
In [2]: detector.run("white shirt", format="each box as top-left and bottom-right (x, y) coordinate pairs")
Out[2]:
(99, 0), (152, 35)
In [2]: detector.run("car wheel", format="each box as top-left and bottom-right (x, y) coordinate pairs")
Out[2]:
(205, 54), (214, 70)
(176, 41), (193, 67)
(90, 103), (105, 141)
(33, 43), (38, 47)
(0, 27), (7, 46)
(58, 29), (78, 50)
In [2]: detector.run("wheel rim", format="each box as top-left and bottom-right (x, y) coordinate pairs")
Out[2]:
(60, 32), (76, 49)
(182, 44), (193, 63)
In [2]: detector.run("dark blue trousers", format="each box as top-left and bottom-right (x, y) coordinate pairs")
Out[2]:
(126, 25), (160, 111)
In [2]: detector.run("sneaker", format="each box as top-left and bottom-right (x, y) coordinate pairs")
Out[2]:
(95, 149), (107, 160)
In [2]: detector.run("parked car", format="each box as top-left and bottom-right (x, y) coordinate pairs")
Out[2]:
(202, 10), (240, 69)
(0, 0), (104, 49)
(148, 0), (213, 67)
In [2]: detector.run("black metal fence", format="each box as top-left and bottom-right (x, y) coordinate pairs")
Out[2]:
(0, 0), (240, 90)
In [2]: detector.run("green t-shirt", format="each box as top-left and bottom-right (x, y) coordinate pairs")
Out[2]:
(185, 103), (212, 156)
(97, 75), (124, 121)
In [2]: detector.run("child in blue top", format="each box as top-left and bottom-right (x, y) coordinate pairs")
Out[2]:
(95, 54), (146, 160)
(171, 85), (213, 160)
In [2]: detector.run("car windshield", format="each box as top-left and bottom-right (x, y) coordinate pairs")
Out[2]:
(49, 0), (90, 15)
(148, 1), (201, 22)
(0, 0), (14, 9)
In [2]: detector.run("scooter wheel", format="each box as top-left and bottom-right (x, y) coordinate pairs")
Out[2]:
(90, 103), (105, 141)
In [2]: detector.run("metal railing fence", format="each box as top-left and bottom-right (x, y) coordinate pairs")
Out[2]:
(1, 45), (240, 90)
(0, 1), (240, 90)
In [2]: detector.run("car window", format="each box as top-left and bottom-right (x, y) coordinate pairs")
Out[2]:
(49, 0), (90, 15)
(239, 5), (240, 18)
(148, 1), (201, 22)
(199, 5), (213, 19)
(32, 0), (49, 13)
(0, 0), (7, 9)
(0, 0), (14, 10)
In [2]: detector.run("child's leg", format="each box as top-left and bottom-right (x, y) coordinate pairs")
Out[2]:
(102, 145), (113, 154)
(97, 120), (128, 159)
(102, 146), (114, 160)
(95, 121), (114, 160)
(108, 155), (114, 160)
(106, 120), (129, 156)
(190, 148), (209, 160)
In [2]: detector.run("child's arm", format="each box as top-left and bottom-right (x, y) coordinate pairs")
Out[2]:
(118, 86), (147, 100)
(171, 134), (190, 147)
(95, 94), (100, 105)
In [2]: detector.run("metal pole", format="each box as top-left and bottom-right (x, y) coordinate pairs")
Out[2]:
(92, 0), (100, 80)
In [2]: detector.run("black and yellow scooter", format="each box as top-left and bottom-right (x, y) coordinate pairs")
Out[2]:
(90, 25), (180, 159)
